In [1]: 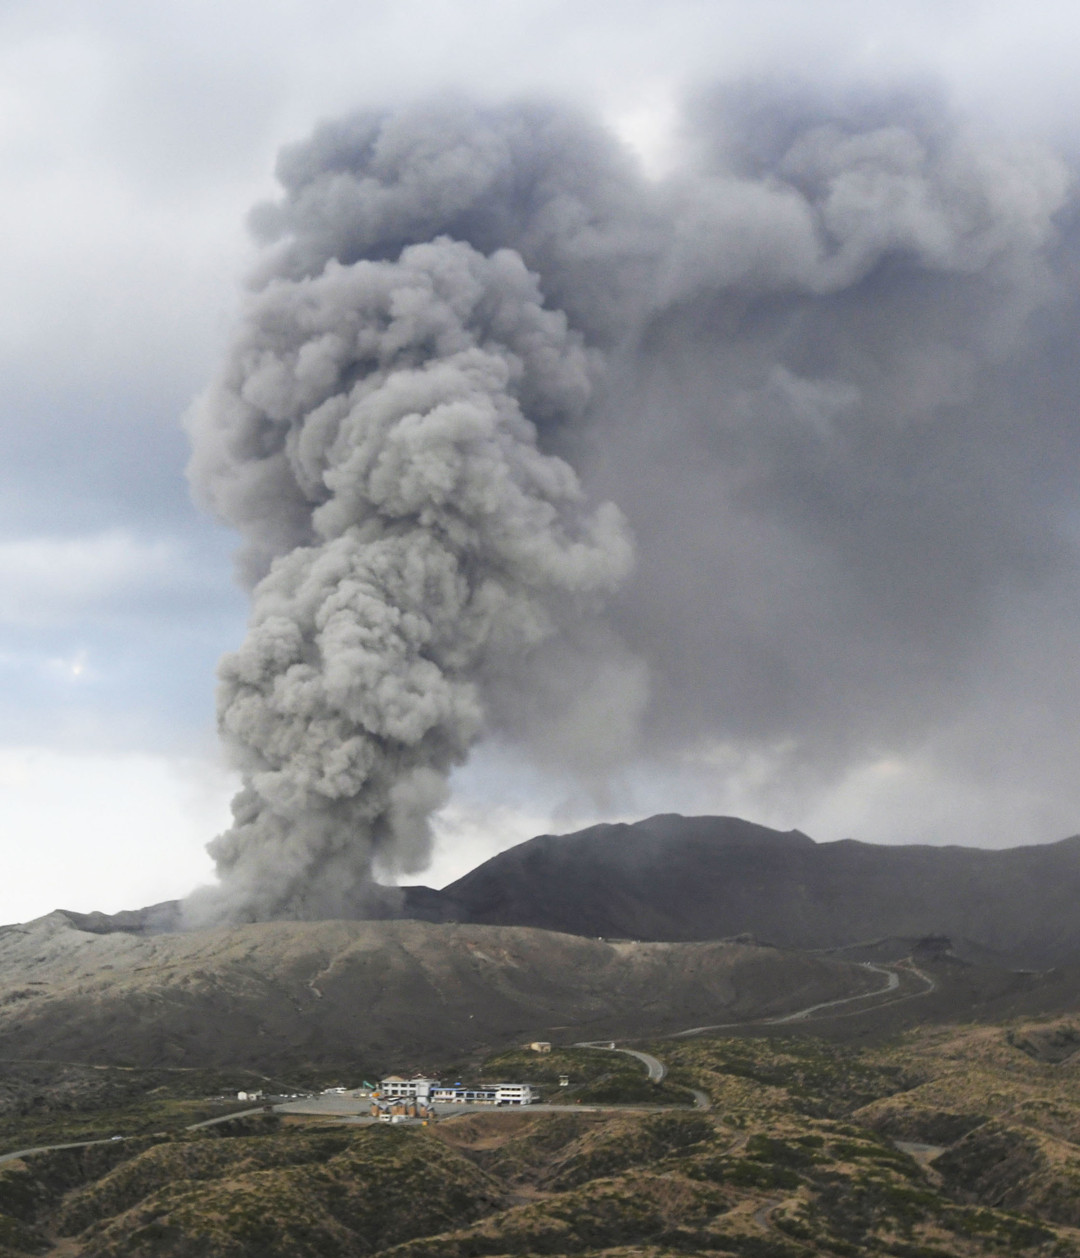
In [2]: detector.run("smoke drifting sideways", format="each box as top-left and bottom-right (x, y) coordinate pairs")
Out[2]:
(185, 86), (1080, 924)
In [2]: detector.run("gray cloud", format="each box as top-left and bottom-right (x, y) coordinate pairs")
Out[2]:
(594, 84), (1080, 818)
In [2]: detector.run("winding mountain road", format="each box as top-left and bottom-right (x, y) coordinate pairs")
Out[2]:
(669, 957), (935, 1038)
(568, 957), (937, 1109)
(767, 961), (899, 1024)
(574, 1042), (667, 1082)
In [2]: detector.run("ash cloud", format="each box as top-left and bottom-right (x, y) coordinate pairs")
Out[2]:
(600, 84), (1076, 792)
(187, 85), (1080, 922)
(184, 192), (634, 924)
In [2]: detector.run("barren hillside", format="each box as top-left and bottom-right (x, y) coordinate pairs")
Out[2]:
(0, 913), (878, 1069)
(411, 814), (1080, 966)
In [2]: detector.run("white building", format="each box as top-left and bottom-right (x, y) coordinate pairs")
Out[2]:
(430, 1083), (537, 1105)
(493, 1084), (536, 1105)
(379, 1076), (440, 1101)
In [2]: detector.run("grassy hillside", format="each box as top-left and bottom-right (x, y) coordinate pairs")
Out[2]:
(4, 1015), (1080, 1254)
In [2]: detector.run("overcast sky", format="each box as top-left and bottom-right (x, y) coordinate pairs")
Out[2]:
(4, 0), (1080, 925)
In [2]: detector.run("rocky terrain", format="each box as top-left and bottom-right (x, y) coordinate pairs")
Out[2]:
(0, 912), (879, 1070)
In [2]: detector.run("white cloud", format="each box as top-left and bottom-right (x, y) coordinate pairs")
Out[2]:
(0, 746), (236, 926)
(0, 530), (182, 624)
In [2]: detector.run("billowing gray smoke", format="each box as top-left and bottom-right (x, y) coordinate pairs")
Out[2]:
(182, 110), (639, 922)
(187, 87), (1080, 922)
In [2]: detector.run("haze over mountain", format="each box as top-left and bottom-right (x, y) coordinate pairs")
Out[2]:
(8, 811), (1080, 1080)
(407, 815), (1080, 969)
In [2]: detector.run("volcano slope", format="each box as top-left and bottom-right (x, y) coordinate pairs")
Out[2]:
(409, 813), (1080, 967)
(0, 913), (881, 1071)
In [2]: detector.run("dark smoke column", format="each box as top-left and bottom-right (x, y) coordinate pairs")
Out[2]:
(184, 138), (634, 922)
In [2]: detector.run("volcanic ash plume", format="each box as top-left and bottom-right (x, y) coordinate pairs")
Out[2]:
(186, 87), (1080, 922)
(184, 235), (632, 923)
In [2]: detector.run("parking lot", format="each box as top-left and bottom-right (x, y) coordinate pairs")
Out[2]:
(273, 1093), (680, 1123)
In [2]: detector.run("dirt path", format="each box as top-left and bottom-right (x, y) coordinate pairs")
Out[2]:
(668, 957), (935, 1039)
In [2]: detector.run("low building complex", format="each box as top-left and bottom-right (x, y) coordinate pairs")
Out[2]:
(378, 1076), (537, 1106)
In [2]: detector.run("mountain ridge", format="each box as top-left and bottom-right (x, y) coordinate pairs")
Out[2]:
(416, 814), (1080, 967)
(25, 813), (1080, 968)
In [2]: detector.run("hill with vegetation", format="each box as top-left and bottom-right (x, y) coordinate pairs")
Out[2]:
(4, 1013), (1080, 1255)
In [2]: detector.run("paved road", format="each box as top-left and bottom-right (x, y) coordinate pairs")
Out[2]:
(275, 1100), (681, 1123)
(574, 1042), (667, 1082)
(186, 1107), (270, 1130)
(0, 1137), (123, 1167)
(571, 1042), (713, 1109)
(0, 1106), (275, 1163)
(568, 958), (934, 1093)
(820, 958), (936, 1020)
